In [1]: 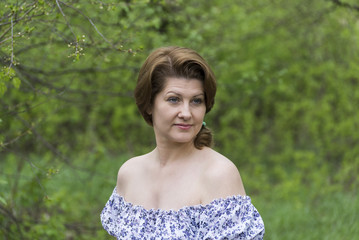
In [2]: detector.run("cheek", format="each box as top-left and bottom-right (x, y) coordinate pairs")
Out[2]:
(153, 105), (176, 123)
(198, 107), (206, 118)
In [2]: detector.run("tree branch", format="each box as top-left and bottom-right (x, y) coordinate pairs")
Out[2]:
(55, 0), (79, 51)
(9, 16), (14, 70)
(331, 0), (359, 11)
(0, 205), (20, 224)
(14, 64), (134, 98)
(58, 0), (114, 48)
(0, 127), (33, 149)
(0, 3), (38, 27)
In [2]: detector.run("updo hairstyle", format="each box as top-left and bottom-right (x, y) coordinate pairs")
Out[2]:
(134, 46), (217, 149)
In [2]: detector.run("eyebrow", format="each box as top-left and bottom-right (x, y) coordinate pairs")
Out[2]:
(165, 91), (204, 97)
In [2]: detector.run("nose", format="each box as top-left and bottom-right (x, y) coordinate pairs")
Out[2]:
(178, 103), (191, 120)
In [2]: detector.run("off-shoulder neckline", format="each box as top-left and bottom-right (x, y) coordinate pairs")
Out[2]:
(112, 187), (251, 215)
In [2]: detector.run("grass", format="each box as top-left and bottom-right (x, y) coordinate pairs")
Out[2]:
(255, 188), (358, 240)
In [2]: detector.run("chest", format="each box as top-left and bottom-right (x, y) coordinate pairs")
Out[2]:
(125, 167), (203, 210)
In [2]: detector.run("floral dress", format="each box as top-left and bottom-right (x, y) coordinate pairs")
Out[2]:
(101, 187), (265, 239)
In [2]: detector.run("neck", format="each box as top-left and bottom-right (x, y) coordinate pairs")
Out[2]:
(153, 141), (197, 167)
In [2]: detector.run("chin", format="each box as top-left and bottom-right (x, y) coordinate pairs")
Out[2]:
(170, 136), (196, 144)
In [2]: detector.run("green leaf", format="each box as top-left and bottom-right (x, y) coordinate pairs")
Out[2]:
(12, 77), (21, 89)
(0, 196), (6, 205)
(0, 82), (7, 96)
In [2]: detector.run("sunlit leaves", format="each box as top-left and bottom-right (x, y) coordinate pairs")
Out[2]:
(0, 67), (21, 97)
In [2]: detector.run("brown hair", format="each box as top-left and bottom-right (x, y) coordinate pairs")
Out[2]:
(134, 46), (216, 149)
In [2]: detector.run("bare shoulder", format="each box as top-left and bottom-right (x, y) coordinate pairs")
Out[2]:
(200, 148), (246, 202)
(116, 154), (149, 195)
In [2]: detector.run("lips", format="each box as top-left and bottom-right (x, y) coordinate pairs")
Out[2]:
(174, 124), (192, 130)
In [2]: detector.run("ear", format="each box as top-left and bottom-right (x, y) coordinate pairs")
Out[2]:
(146, 104), (152, 115)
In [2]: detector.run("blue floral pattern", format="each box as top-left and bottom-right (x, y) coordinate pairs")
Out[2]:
(101, 187), (265, 239)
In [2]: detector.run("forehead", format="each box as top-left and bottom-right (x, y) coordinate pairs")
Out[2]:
(161, 77), (204, 94)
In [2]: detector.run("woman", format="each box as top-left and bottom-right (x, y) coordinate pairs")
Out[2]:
(101, 46), (265, 239)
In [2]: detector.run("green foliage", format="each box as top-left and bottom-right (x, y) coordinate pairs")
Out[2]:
(1, 0), (359, 239)
(256, 186), (359, 240)
(0, 67), (20, 97)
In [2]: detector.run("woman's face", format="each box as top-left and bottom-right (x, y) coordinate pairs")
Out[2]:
(150, 77), (206, 146)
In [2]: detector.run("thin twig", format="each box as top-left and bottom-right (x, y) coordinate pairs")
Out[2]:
(9, 16), (14, 70)
(0, 26), (11, 42)
(55, 0), (78, 52)
(0, 205), (22, 229)
(59, 0), (114, 47)
(0, 129), (32, 148)
(0, 4), (38, 27)
(0, 36), (13, 45)
(19, 64), (137, 75)
(25, 156), (48, 196)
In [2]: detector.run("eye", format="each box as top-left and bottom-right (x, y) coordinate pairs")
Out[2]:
(167, 96), (179, 103)
(192, 98), (204, 105)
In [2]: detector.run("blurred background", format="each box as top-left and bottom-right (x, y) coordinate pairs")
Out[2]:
(1, 0), (358, 239)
